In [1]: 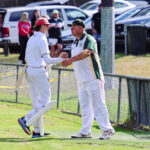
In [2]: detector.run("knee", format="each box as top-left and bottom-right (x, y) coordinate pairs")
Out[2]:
(51, 46), (55, 51)
(57, 44), (62, 50)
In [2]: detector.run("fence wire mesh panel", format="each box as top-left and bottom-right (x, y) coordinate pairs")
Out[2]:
(119, 78), (129, 124)
(58, 70), (78, 113)
(47, 67), (59, 105)
(0, 65), (17, 102)
(17, 66), (30, 104)
(0, 63), (150, 129)
(104, 75), (119, 123)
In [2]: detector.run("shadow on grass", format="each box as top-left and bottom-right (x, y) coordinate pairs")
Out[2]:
(0, 137), (82, 143)
(113, 126), (150, 140)
(0, 138), (28, 143)
(0, 137), (61, 143)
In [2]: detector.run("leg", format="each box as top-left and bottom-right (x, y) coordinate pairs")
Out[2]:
(25, 68), (49, 133)
(18, 36), (28, 63)
(18, 70), (40, 135)
(24, 69), (44, 133)
(26, 100), (56, 127)
(78, 84), (94, 135)
(22, 37), (28, 64)
(24, 75), (40, 121)
(32, 116), (44, 136)
(25, 68), (52, 124)
(55, 44), (62, 57)
(36, 69), (51, 106)
(88, 80), (113, 131)
(50, 45), (55, 57)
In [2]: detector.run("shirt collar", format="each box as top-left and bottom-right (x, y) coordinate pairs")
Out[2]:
(76, 32), (86, 41)
(34, 31), (45, 37)
(74, 32), (87, 46)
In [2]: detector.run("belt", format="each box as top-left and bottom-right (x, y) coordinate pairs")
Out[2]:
(27, 65), (47, 69)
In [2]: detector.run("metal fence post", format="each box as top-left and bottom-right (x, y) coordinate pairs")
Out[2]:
(117, 77), (122, 124)
(3, 40), (9, 56)
(57, 69), (61, 109)
(136, 80), (141, 128)
(124, 25), (128, 55)
(15, 65), (19, 103)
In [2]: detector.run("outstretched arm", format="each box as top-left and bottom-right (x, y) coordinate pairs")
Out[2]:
(42, 53), (63, 65)
(43, 52), (68, 65)
(62, 49), (93, 67)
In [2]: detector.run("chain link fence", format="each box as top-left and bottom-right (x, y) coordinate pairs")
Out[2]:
(0, 63), (150, 130)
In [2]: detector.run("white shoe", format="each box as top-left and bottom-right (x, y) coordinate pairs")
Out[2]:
(99, 128), (115, 140)
(71, 132), (92, 138)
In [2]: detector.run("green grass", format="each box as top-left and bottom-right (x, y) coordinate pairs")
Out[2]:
(0, 88), (129, 123)
(0, 53), (19, 63)
(0, 101), (150, 150)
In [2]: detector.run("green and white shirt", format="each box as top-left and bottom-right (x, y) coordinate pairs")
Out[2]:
(71, 32), (104, 84)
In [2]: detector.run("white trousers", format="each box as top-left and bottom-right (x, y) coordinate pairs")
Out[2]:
(78, 80), (113, 134)
(25, 67), (51, 133)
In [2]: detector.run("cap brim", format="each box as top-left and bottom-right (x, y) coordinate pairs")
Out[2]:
(67, 24), (72, 27)
(33, 23), (50, 28)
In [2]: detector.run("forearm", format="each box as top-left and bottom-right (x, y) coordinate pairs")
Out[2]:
(70, 49), (92, 63)
(43, 54), (63, 65)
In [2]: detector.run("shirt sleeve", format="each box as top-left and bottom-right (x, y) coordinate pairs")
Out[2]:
(43, 54), (63, 65)
(39, 36), (63, 65)
(84, 35), (97, 52)
(39, 37), (49, 55)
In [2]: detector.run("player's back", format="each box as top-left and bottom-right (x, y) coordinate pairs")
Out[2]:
(25, 31), (47, 67)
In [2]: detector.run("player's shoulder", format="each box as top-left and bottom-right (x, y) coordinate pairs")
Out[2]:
(85, 33), (96, 43)
(58, 18), (63, 22)
(40, 35), (47, 42)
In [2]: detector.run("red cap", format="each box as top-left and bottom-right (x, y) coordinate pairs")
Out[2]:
(35, 18), (50, 26)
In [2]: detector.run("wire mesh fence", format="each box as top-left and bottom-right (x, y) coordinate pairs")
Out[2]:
(0, 63), (150, 129)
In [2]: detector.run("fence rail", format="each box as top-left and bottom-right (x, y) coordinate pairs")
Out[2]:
(0, 63), (150, 130)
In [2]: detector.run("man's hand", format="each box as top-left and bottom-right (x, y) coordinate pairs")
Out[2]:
(27, 34), (30, 38)
(54, 24), (58, 28)
(60, 52), (68, 59)
(62, 59), (73, 67)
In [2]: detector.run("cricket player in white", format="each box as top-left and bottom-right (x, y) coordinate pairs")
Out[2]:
(62, 19), (115, 140)
(18, 18), (68, 138)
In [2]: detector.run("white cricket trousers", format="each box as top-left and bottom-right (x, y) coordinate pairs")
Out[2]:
(78, 79), (113, 135)
(25, 67), (51, 132)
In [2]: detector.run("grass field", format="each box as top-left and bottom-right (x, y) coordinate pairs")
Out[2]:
(115, 54), (150, 77)
(0, 101), (150, 150)
(0, 51), (150, 149)
(0, 53), (19, 63)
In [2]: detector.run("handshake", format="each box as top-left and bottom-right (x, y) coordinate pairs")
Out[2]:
(59, 52), (73, 67)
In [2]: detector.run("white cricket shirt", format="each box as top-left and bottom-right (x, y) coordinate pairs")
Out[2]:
(71, 32), (104, 84)
(25, 31), (62, 67)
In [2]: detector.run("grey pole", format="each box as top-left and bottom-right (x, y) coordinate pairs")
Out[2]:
(101, 0), (115, 74)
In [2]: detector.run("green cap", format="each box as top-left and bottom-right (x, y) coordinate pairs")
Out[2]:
(52, 9), (59, 14)
(68, 19), (85, 28)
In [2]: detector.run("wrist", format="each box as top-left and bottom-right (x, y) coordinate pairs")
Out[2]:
(70, 58), (74, 63)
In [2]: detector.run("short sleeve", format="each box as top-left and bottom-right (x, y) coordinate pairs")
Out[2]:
(84, 35), (97, 52)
